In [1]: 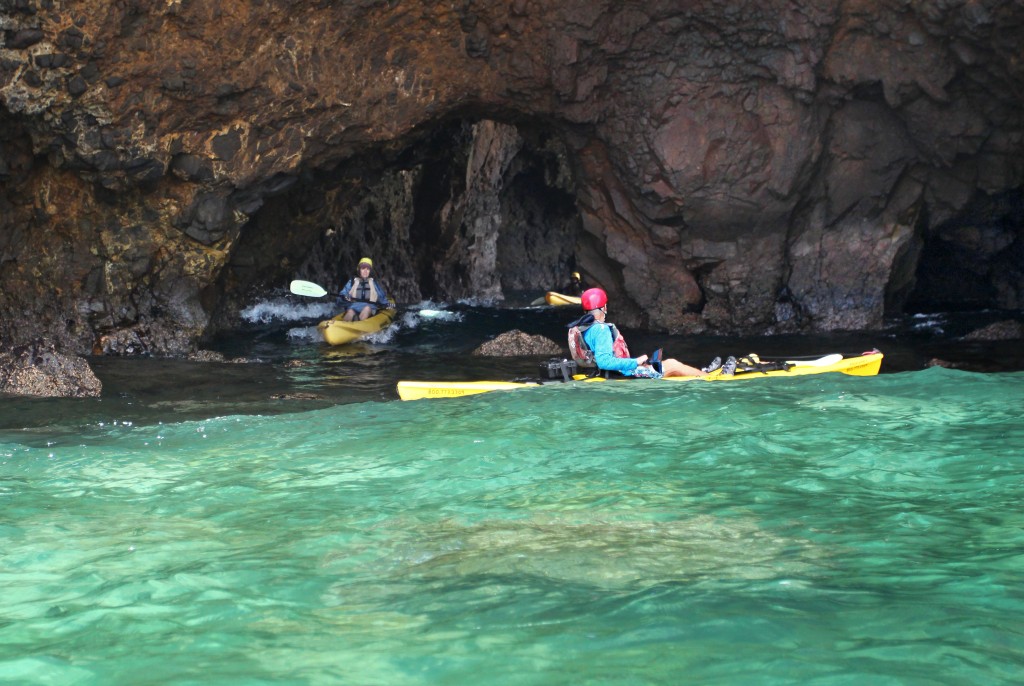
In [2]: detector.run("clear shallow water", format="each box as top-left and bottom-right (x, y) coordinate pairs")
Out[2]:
(2, 367), (1023, 685)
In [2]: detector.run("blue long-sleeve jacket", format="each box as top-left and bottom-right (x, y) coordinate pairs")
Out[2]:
(582, 321), (639, 375)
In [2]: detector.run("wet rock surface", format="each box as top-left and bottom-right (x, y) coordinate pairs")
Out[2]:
(472, 330), (563, 357)
(1, 0), (1022, 357)
(0, 342), (101, 398)
(270, 392), (326, 401)
(963, 320), (1024, 341)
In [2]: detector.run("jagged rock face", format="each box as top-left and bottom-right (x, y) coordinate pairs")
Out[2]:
(0, 341), (101, 397)
(1, 0), (1022, 354)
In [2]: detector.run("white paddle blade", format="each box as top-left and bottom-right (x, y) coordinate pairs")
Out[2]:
(787, 353), (843, 367)
(290, 280), (328, 298)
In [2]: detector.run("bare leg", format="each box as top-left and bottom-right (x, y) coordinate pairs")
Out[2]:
(342, 309), (356, 322)
(359, 307), (372, 320)
(661, 358), (707, 377)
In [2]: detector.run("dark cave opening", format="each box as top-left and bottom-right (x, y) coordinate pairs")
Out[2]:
(494, 131), (582, 296)
(408, 127), (464, 297)
(904, 189), (1024, 314)
(218, 113), (1023, 337)
(216, 116), (585, 329)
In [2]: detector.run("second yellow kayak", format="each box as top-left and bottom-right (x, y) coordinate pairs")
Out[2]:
(545, 291), (582, 306)
(318, 308), (396, 346)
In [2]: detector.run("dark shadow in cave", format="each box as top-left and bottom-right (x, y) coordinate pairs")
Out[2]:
(904, 189), (1024, 314)
(212, 115), (586, 332)
(495, 128), (582, 297)
(407, 123), (467, 298)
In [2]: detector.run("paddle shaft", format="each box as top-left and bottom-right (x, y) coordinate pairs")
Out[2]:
(290, 280), (392, 307)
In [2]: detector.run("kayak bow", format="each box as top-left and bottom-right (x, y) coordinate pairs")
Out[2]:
(318, 308), (396, 346)
(544, 291), (582, 306)
(396, 351), (883, 401)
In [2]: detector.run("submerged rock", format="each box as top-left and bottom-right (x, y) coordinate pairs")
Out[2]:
(926, 357), (1005, 373)
(270, 392), (325, 400)
(473, 330), (562, 357)
(0, 343), (101, 398)
(963, 320), (1024, 341)
(185, 350), (257, 363)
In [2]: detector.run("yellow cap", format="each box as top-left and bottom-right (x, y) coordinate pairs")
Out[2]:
(572, 272), (581, 280)
(358, 258), (373, 268)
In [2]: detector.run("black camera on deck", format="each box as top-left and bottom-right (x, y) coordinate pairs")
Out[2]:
(539, 358), (578, 380)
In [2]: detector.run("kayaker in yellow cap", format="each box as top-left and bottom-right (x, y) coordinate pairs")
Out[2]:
(562, 271), (587, 296)
(339, 257), (392, 321)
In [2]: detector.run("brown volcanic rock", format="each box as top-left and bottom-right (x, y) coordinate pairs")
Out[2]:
(963, 320), (1024, 341)
(0, 342), (101, 398)
(472, 330), (563, 357)
(1, 1), (1022, 354)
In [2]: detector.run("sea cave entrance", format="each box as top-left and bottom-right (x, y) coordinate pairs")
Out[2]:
(903, 188), (1024, 315)
(214, 117), (586, 330)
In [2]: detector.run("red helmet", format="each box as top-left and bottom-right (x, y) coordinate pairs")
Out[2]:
(581, 287), (607, 311)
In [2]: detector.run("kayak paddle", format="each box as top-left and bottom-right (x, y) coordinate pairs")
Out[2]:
(290, 279), (395, 309)
(290, 279), (330, 298)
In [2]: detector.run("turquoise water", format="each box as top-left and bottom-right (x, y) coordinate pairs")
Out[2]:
(2, 368), (1023, 685)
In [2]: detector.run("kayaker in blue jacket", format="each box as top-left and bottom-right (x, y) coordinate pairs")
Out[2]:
(339, 257), (392, 321)
(570, 288), (712, 378)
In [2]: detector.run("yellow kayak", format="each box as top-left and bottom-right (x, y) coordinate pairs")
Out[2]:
(396, 351), (883, 401)
(545, 291), (582, 306)
(318, 308), (396, 346)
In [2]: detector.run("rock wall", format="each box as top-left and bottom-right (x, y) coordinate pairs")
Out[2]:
(1, 0), (1022, 354)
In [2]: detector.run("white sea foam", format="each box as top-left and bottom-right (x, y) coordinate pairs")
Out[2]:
(363, 327), (397, 344)
(413, 309), (463, 323)
(241, 298), (335, 324)
(245, 298), (468, 347)
(913, 321), (945, 334)
(399, 303), (465, 329)
(457, 296), (501, 307)
(909, 312), (946, 333)
(286, 326), (324, 343)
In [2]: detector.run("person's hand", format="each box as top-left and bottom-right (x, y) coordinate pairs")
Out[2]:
(635, 354), (648, 366)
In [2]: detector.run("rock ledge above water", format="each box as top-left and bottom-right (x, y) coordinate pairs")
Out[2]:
(0, 343), (101, 398)
(472, 330), (563, 357)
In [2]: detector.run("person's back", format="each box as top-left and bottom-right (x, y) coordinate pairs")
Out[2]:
(572, 314), (636, 375)
(569, 288), (711, 378)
